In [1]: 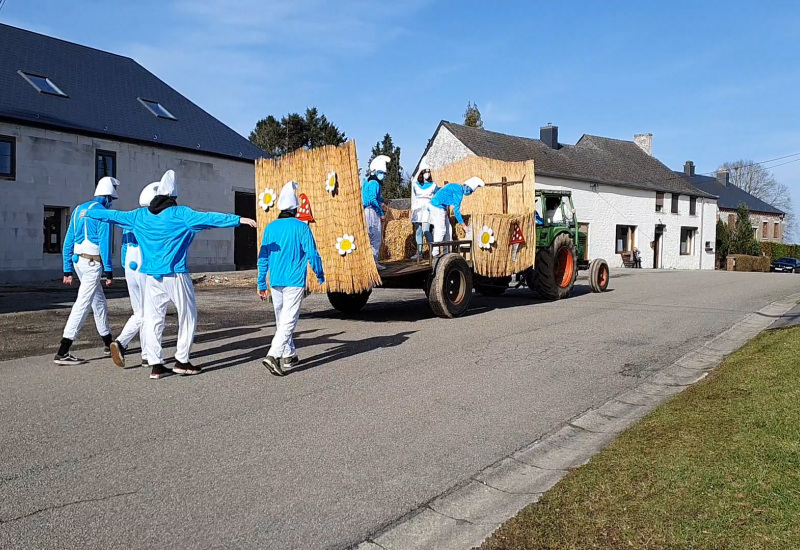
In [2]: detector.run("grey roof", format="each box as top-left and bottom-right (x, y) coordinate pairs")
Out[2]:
(0, 24), (266, 162)
(431, 121), (714, 198)
(676, 172), (784, 215)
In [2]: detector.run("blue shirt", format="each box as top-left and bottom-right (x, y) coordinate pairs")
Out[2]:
(257, 217), (324, 290)
(86, 205), (240, 277)
(429, 183), (466, 224)
(62, 198), (113, 273)
(361, 177), (385, 216)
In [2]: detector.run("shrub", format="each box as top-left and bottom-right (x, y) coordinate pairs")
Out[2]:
(728, 254), (770, 272)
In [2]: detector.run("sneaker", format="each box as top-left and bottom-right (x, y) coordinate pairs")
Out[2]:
(409, 254), (420, 261)
(141, 359), (149, 368)
(173, 361), (201, 375)
(262, 355), (285, 376)
(281, 355), (300, 369)
(53, 353), (87, 365)
(110, 341), (126, 368)
(149, 363), (171, 379)
(376, 263), (387, 271)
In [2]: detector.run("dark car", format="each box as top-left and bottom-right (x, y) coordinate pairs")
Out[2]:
(770, 257), (800, 273)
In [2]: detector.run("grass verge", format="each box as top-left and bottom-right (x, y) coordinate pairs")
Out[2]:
(479, 326), (800, 550)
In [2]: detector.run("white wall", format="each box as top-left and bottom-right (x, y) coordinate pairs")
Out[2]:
(0, 122), (255, 283)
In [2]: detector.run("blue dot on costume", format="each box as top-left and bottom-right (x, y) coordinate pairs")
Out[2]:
(129, 261), (138, 271)
(154, 274), (162, 281)
(72, 254), (79, 263)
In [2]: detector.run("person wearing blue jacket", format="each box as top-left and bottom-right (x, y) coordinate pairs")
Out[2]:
(362, 155), (390, 270)
(257, 181), (324, 377)
(86, 170), (257, 380)
(108, 181), (159, 369)
(54, 176), (120, 365)
(427, 176), (485, 257)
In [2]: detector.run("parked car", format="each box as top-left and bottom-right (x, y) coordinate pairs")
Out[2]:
(770, 257), (800, 273)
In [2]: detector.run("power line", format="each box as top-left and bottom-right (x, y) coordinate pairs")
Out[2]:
(0, 0), (8, 16)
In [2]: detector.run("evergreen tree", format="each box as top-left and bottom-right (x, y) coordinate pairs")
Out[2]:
(249, 107), (346, 157)
(715, 218), (730, 266)
(369, 133), (408, 199)
(729, 204), (760, 256)
(463, 101), (483, 128)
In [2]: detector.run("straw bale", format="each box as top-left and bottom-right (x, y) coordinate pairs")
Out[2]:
(255, 141), (381, 294)
(383, 219), (416, 261)
(384, 208), (410, 222)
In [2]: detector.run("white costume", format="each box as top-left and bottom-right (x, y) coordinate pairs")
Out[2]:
(115, 182), (159, 362)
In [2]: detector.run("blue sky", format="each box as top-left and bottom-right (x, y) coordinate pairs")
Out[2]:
(4, 0), (800, 223)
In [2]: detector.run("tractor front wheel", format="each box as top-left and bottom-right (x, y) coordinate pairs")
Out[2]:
(589, 258), (610, 292)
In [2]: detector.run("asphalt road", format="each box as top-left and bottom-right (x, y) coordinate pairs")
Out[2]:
(1, 269), (798, 549)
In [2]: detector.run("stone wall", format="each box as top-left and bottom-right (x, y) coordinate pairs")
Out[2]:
(719, 209), (784, 242)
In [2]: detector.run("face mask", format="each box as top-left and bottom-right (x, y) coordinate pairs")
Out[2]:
(463, 185), (472, 196)
(376, 171), (386, 182)
(423, 172), (431, 181)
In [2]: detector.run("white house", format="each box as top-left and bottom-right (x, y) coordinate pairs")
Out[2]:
(416, 121), (718, 270)
(0, 23), (266, 283)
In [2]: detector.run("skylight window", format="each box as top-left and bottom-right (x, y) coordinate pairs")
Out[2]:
(18, 71), (68, 97)
(138, 98), (177, 120)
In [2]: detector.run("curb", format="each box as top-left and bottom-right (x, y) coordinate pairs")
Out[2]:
(352, 292), (800, 550)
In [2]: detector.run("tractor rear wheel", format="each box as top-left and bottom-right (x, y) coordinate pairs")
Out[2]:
(327, 290), (371, 315)
(428, 253), (473, 318)
(533, 233), (577, 300)
(589, 258), (610, 292)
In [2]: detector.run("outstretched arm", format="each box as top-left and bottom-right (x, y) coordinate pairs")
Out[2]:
(85, 208), (137, 231)
(181, 207), (241, 231)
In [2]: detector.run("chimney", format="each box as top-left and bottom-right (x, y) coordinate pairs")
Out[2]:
(634, 133), (652, 156)
(716, 168), (730, 187)
(684, 161), (695, 177)
(540, 123), (558, 149)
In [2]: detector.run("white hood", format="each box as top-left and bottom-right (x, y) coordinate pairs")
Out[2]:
(369, 155), (391, 173)
(277, 180), (299, 211)
(139, 182), (160, 207)
(95, 176), (120, 199)
(464, 176), (485, 191)
(156, 170), (178, 197)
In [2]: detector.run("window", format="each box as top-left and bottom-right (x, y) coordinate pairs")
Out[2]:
(680, 227), (696, 256)
(655, 192), (664, 212)
(689, 196), (697, 216)
(615, 225), (636, 253)
(0, 135), (15, 179)
(137, 98), (177, 120)
(43, 207), (69, 254)
(774, 223), (781, 240)
(18, 70), (68, 97)
(95, 150), (116, 185)
(762, 221), (768, 239)
(727, 213), (736, 226)
(671, 193), (679, 214)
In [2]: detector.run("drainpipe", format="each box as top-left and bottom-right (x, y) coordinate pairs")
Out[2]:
(699, 198), (704, 270)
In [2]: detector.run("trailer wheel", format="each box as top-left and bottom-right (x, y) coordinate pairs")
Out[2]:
(475, 276), (511, 297)
(533, 233), (577, 300)
(327, 290), (371, 315)
(428, 253), (473, 318)
(589, 259), (610, 292)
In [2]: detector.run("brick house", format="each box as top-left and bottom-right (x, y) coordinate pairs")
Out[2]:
(416, 121), (718, 270)
(0, 23), (266, 283)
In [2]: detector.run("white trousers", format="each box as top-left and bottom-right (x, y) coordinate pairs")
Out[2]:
(365, 208), (382, 263)
(62, 257), (111, 341)
(428, 205), (452, 257)
(143, 273), (197, 365)
(117, 267), (147, 359)
(268, 286), (304, 359)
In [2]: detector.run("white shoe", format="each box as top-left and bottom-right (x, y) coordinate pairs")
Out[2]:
(409, 254), (420, 261)
(376, 263), (387, 271)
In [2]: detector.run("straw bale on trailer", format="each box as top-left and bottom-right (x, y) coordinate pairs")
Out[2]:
(383, 219), (416, 261)
(432, 157), (536, 278)
(255, 141), (381, 294)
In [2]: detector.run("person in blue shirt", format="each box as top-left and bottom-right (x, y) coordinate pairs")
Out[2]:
(86, 170), (257, 380)
(108, 181), (159, 369)
(362, 155), (390, 270)
(54, 176), (120, 365)
(427, 176), (485, 256)
(257, 181), (325, 376)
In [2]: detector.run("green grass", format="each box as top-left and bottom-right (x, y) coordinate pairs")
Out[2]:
(479, 327), (800, 550)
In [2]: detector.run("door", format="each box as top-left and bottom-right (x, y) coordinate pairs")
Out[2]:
(234, 192), (257, 270)
(653, 225), (664, 269)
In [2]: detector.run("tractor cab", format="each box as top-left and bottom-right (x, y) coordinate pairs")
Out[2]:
(534, 190), (588, 268)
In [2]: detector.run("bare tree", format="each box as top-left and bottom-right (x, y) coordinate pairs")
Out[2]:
(719, 159), (796, 242)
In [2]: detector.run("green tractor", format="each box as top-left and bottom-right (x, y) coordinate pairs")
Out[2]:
(524, 190), (609, 299)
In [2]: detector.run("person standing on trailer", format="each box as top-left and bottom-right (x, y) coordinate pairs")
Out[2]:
(362, 154), (390, 270)
(108, 181), (159, 369)
(86, 170), (257, 380)
(410, 160), (438, 261)
(427, 176), (485, 257)
(54, 177), (120, 365)
(257, 181), (325, 377)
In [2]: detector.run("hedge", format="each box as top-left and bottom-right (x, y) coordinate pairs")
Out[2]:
(759, 242), (800, 260)
(728, 254), (771, 272)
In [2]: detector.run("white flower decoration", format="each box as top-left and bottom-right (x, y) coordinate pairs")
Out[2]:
(258, 188), (276, 211)
(335, 234), (356, 255)
(326, 171), (338, 194)
(477, 225), (496, 249)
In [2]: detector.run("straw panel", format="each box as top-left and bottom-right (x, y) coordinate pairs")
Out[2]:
(383, 219), (416, 260)
(432, 157), (536, 276)
(255, 141), (381, 294)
